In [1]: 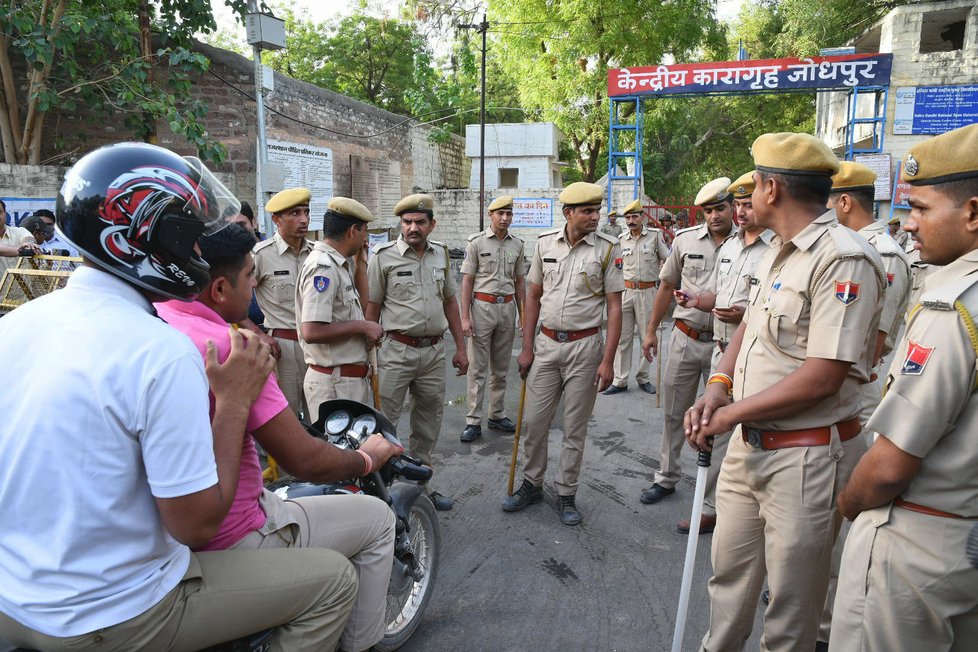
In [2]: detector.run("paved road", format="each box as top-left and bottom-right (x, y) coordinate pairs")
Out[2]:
(395, 324), (764, 651)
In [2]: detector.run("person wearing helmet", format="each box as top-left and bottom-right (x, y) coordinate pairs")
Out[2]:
(0, 143), (358, 651)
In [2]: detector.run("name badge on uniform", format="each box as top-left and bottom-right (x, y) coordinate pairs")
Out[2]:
(314, 276), (329, 292)
(273, 270), (290, 276)
(480, 252), (491, 257)
(900, 341), (934, 375)
(720, 258), (731, 263)
(749, 277), (759, 285)
(543, 257), (557, 263)
(396, 271), (412, 277)
(687, 254), (704, 259)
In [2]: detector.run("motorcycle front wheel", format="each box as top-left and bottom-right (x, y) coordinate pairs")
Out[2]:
(376, 494), (440, 651)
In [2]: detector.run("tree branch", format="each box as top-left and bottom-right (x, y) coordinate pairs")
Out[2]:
(19, 0), (68, 164)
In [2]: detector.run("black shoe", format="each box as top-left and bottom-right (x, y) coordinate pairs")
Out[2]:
(602, 384), (627, 395)
(428, 491), (453, 511)
(814, 641), (829, 652)
(559, 494), (582, 526)
(487, 417), (516, 432)
(502, 480), (543, 512)
(640, 483), (675, 504)
(638, 381), (657, 395)
(460, 424), (482, 442)
(761, 589), (770, 606)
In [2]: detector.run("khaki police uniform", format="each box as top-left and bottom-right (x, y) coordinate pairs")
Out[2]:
(703, 210), (885, 651)
(461, 228), (526, 427)
(253, 231), (314, 418)
(368, 236), (456, 466)
(297, 242), (370, 413)
(889, 217), (910, 249)
(831, 253), (978, 651)
(0, 224), (34, 275)
(654, 221), (733, 491)
(610, 226), (669, 388)
(700, 227), (773, 517)
(906, 246), (939, 320)
(518, 227), (624, 494)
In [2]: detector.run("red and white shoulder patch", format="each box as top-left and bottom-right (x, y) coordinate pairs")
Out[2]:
(899, 340), (934, 376)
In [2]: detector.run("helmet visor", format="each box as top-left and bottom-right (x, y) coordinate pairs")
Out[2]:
(183, 156), (240, 235)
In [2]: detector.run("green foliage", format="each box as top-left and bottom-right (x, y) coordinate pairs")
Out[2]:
(0, 0), (249, 164)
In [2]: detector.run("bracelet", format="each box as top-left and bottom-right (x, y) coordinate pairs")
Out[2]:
(358, 449), (373, 475)
(707, 372), (734, 395)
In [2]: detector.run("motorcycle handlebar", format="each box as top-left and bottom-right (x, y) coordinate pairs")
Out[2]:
(391, 457), (433, 482)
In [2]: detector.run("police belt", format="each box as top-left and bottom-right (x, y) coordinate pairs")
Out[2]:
(541, 326), (600, 343)
(742, 417), (861, 450)
(674, 318), (713, 343)
(624, 280), (659, 290)
(387, 331), (443, 348)
(894, 498), (977, 520)
(474, 292), (515, 304)
(310, 363), (371, 378)
(268, 328), (299, 341)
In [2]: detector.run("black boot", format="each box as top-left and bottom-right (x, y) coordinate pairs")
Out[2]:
(502, 479), (543, 512)
(559, 494), (582, 526)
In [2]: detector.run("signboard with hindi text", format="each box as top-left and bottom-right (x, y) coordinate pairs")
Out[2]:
(608, 53), (892, 97)
(852, 153), (892, 201)
(893, 85), (978, 135)
(266, 139), (334, 230)
(512, 198), (554, 228)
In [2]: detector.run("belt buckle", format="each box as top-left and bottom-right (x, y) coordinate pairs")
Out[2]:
(745, 426), (762, 449)
(495, 295), (505, 304)
(418, 337), (432, 347)
(556, 330), (569, 343)
(698, 332), (713, 343)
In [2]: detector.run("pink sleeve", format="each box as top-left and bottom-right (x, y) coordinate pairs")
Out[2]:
(247, 375), (290, 432)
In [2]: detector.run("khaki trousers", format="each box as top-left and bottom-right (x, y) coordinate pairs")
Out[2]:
(612, 286), (656, 386)
(230, 490), (395, 652)
(276, 337), (309, 420)
(304, 367), (371, 422)
(0, 549), (356, 652)
(830, 505), (978, 652)
(700, 426), (866, 652)
(701, 344), (732, 518)
(654, 326), (713, 489)
(378, 338), (445, 467)
(520, 331), (603, 495)
(465, 300), (517, 425)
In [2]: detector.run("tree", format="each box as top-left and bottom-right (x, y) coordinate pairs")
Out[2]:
(0, 0), (249, 165)
(490, 0), (725, 182)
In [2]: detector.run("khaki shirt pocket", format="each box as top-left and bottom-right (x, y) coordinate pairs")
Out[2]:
(542, 262), (561, 292)
(270, 281), (295, 305)
(578, 260), (604, 295)
(477, 252), (495, 275)
(764, 291), (805, 348)
(431, 266), (446, 298)
(683, 255), (710, 285)
(717, 258), (734, 278)
(388, 274), (420, 301)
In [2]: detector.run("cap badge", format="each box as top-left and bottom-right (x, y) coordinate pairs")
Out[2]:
(737, 186), (746, 194)
(904, 154), (919, 177)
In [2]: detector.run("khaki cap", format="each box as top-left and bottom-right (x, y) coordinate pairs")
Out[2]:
(608, 210), (618, 218)
(559, 182), (603, 206)
(265, 187), (311, 214)
(832, 161), (877, 192)
(394, 193), (435, 216)
(728, 171), (756, 199)
(327, 196), (374, 223)
(903, 123), (978, 186)
(751, 132), (839, 176)
(694, 177), (733, 207)
(488, 195), (513, 211)
(622, 199), (644, 215)
(887, 217), (901, 226)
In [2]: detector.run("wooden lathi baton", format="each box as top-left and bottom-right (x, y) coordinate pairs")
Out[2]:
(369, 346), (382, 411)
(506, 379), (528, 496)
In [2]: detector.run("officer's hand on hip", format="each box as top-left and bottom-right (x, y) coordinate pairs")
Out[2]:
(517, 349), (534, 378)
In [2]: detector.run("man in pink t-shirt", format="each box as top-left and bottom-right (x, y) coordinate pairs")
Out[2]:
(158, 224), (402, 652)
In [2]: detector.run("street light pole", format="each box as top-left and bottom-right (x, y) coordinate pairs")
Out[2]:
(248, 0), (269, 236)
(458, 14), (489, 232)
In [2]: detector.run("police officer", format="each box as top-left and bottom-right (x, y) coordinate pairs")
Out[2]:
(600, 210), (622, 238)
(604, 198), (669, 395)
(297, 197), (380, 413)
(831, 122), (978, 652)
(501, 182), (623, 526)
(638, 177), (735, 506)
(685, 133), (885, 651)
(887, 215), (909, 249)
(253, 188), (315, 418)
(366, 194), (468, 511)
(459, 195), (526, 442)
(673, 172), (773, 534)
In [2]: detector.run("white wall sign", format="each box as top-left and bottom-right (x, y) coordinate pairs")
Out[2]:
(1, 197), (57, 226)
(852, 153), (892, 201)
(266, 139), (334, 230)
(512, 198), (554, 228)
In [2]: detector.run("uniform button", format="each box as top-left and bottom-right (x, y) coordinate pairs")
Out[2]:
(738, 367), (744, 374)
(832, 453), (841, 461)
(747, 331), (755, 338)
(770, 310), (778, 317)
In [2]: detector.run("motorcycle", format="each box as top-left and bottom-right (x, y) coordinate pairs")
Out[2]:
(274, 399), (440, 652)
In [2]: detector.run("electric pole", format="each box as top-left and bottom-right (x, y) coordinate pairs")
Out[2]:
(458, 14), (489, 231)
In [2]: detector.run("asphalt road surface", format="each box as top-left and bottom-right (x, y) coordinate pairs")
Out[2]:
(396, 324), (765, 652)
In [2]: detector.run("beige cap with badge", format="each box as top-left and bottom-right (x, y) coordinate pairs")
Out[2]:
(487, 195), (513, 211)
(751, 132), (839, 176)
(831, 161), (877, 192)
(694, 177), (733, 207)
(559, 182), (603, 206)
(265, 187), (311, 214)
(728, 171), (756, 199)
(326, 196), (375, 223)
(394, 193), (435, 216)
(621, 199), (644, 215)
(902, 123), (978, 186)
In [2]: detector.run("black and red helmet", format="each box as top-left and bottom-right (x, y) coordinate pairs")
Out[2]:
(57, 142), (239, 300)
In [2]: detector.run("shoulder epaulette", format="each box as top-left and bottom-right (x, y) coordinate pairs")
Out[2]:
(467, 232), (482, 242)
(374, 240), (398, 252)
(429, 239), (447, 249)
(253, 238), (276, 253)
(538, 227), (561, 237)
(594, 230), (618, 245)
(674, 224), (703, 237)
(811, 224), (886, 299)
(921, 274), (978, 311)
